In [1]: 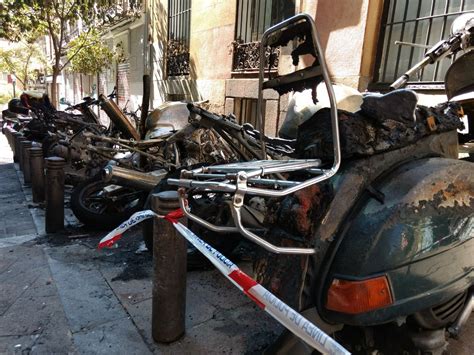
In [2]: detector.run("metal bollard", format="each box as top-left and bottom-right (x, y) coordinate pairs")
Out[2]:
(151, 190), (187, 343)
(45, 157), (66, 233)
(12, 132), (23, 163)
(11, 132), (18, 160)
(29, 147), (45, 203)
(4, 127), (12, 149)
(21, 140), (33, 184)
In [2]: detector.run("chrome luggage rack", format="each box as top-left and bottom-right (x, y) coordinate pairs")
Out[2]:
(168, 14), (341, 255)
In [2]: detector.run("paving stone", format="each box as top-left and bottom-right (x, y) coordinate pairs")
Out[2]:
(72, 317), (151, 355)
(0, 157), (36, 240)
(46, 252), (130, 334)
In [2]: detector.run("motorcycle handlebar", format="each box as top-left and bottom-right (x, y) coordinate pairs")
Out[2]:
(390, 30), (466, 90)
(66, 89), (117, 111)
(390, 56), (432, 90)
(187, 103), (243, 131)
(390, 75), (409, 90)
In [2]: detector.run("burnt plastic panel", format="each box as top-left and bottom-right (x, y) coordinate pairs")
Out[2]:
(323, 158), (474, 325)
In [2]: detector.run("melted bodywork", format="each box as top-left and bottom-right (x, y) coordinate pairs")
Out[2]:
(322, 157), (473, 326)
(254, 183), (333, 308)
(253, 130), (468, 313)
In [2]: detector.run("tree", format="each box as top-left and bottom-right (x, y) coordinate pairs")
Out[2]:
(0, 42), (47, 91)
(0, 0), (141, 107)
(67, 29), (113, 76)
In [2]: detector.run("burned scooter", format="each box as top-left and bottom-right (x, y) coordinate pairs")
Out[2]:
(168, 14), (474, 354)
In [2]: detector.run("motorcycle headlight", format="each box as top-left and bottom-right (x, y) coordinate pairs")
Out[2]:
(451, 13), (474, 35)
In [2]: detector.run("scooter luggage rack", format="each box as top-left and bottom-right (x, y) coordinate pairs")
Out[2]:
(170, 159), (323, 196)
(168, 14), (341, 255)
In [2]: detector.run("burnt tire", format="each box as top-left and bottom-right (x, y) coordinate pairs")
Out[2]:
(71, 174), (147, 230)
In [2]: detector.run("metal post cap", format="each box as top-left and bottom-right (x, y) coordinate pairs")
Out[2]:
(151, 190), (180, 214)
(45, 156), (66, 168)
(21, 140), (33, 147)
(28, 147), (43, 157)
(155, 190), (179, 201)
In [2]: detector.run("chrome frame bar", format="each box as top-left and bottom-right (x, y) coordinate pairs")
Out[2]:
(257, 13), (341, 173)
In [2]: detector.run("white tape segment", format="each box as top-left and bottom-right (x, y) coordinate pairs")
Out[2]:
(98, 210), (350, 355)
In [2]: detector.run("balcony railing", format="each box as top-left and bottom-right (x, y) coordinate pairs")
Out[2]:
(232, 41), (280, 73)
(98, 0), (143, 26)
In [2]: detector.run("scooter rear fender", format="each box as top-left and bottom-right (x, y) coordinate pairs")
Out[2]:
(321, 157), (474, 326)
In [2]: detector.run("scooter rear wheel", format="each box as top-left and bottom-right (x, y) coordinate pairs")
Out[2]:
(70, 174), (147, 230)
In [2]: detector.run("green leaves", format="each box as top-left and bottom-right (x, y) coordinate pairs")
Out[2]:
(67, 29), (113, 75)
(0, 42), (48, 89)
(0, 1), (141, 44)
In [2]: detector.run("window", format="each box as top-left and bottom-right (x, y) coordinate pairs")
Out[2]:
(374, 0), (474, 88)
(167, 0), (191, 77)
(234, 98), (265, 128)
(232, 0), (295, 72)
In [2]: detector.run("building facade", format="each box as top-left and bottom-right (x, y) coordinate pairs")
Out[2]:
(148, 0), (473, 136)
(51, 1), (474, 136)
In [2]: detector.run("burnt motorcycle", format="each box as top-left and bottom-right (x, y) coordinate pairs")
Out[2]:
(68, 99), (243, 229)
(167, 14), (473, 354)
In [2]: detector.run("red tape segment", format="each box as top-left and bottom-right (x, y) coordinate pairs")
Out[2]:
(98, 233), (122, 249)
(228, 270), (265, 309)
(164, 208), (184, 224)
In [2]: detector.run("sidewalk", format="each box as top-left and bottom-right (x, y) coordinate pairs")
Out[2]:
(0, 135), (76, 353)
(0, 132), (282, 354)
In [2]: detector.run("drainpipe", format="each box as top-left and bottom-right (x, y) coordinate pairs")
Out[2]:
(140, 0), (151, 139)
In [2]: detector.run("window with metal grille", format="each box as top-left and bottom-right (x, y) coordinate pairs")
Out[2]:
(232, 0), (295, 73)
(234, 98), (265, 128)
(374, 0), (474, 88)
(167, 0), (191, 77)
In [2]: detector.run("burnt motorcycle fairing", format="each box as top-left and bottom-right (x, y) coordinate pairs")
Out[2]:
(320, 157), (474, 326)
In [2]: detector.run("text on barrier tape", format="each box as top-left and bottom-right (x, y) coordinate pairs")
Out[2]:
(98, 209), (350, 355)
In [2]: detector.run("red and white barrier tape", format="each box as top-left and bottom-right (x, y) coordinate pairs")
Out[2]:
(98, 210), (350, 355)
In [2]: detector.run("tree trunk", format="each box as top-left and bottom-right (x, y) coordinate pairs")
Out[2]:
(51, 70), (59, 108)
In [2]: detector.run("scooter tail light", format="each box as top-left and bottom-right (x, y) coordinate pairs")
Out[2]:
(326, 275), (393, 314)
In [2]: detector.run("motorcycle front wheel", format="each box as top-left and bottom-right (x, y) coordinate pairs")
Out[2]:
(70, 174), (147, 230)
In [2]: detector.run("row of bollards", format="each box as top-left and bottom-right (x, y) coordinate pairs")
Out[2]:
(4, 127), (187, 344)
(4, 127), (65, 233)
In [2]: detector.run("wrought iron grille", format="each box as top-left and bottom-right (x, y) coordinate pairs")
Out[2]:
(98, 0), (143, 26)
(375, 0), (474, 88)
(234, 98), (265, 128)
(232, 42), (280, 73)
(167, 0), (191, 77)
(234, 98), (266, 129)
(232, 0), (295, 72)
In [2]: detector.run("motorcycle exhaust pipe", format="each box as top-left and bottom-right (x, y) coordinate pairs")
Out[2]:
(102, 165), (166, 191)
(99, 94), (140, 141)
